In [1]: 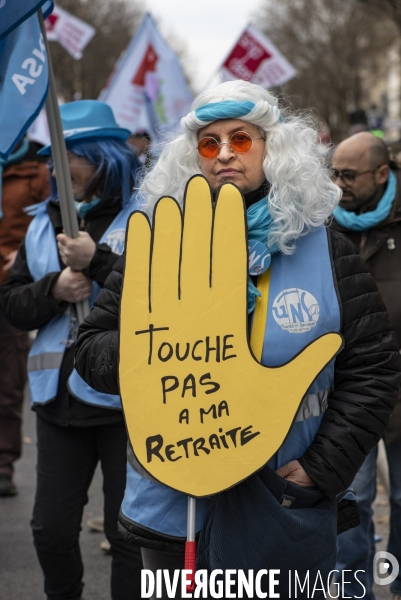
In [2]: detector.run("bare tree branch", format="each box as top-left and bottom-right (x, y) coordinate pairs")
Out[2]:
(257, 0), (397, 140)
(49, 0), (144, 101)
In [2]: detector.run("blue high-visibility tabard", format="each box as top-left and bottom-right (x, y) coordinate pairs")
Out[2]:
(25, 200), (132, 409)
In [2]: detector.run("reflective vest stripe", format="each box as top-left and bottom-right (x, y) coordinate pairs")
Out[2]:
(294, 387), (331, 422)
(28, 352), (64, 372)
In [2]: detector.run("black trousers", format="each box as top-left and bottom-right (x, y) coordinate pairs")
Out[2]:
(141, 548), (185, 600)
(31, 415), (142, 600)
(0, 312), (29, 476)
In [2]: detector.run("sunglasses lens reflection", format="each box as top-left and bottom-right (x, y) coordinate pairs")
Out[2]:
(198, 132), (254, 158)
(198, 137), (220, 158)
(230, 132), (253, 152)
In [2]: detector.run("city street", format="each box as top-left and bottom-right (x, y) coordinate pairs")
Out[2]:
(1, 2), (400, 600)
(0, 389), (394, 599)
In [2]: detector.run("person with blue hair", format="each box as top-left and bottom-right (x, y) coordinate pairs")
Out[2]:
(1, 101), (142, 600)
(74, 81), (401, 599)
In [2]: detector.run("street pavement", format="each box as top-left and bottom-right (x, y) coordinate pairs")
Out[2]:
(0, 389), (395, 599)
(372, 487), (393, 600)
(0, 391), (111, 600)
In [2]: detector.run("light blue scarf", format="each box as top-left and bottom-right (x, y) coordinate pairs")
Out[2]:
(0, 137), (30, 219)
(246, 197), (279, 313)
(74, 197), (101, 219)
(333, 170), (396, 231)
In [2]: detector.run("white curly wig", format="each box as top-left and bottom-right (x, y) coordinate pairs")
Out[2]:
(138, 79), (340, 254)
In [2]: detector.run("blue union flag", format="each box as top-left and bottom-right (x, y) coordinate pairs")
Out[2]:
(0, 12), (50, 158)
(0, 0), (54, 41)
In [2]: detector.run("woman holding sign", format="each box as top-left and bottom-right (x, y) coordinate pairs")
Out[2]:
(75, 81), (401, 599)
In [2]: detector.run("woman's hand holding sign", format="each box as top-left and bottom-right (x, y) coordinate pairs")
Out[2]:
(119, 176), (343, 497)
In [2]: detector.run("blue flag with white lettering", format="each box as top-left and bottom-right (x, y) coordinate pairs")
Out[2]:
(0, 0), (54, 41)
(0, 14), (49, 158)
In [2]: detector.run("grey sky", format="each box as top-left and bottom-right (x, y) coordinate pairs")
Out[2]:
(141, 0), (264, 92)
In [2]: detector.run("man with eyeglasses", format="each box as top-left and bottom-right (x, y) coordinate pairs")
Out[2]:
(332, 131), (401, 600)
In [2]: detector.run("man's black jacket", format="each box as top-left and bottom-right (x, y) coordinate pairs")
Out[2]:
(74, 227), (401, 498)
(332, 167), (401, 446)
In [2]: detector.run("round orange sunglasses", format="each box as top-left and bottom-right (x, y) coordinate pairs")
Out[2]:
(197, 131), (264, 159)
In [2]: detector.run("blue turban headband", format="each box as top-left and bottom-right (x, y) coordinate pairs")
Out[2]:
(195, 101), (256, 122)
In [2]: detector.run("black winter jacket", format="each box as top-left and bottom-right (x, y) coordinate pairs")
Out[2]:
(74, 227), (401, 498)
(332, 167), (401, 446)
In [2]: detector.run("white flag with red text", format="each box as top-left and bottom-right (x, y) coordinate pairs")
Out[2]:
(45, 5), (95, 60)
(28, 107), (51, 147)
(221, 23), (296, 88)
(99, 13), (193, 138)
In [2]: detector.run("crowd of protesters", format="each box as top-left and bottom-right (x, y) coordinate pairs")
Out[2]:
(1, 83), (401, 600)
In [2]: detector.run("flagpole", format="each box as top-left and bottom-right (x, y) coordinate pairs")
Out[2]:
(38, 10), (89, 322)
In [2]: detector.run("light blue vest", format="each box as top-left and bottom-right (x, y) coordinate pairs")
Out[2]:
(26, 200), (132, 409)
(121, 226), (342, 539)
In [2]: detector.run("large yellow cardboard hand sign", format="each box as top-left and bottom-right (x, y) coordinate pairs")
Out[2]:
(119, 176), (343, 497)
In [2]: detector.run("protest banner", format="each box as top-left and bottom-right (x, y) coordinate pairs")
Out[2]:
(0, 3), (88, 317)
(45, 4), (95, 60)
(0, 11), (50, 158)
(119, 176), (342, 498)
(29, 5), (95, 148)
(220, 23), (297, 89)
(99, 13), (193, 137)
(28, 106), (51, 146)
(0, 0), (53, 40)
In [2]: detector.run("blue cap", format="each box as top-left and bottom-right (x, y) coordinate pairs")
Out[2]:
(39, 100), (131, 155)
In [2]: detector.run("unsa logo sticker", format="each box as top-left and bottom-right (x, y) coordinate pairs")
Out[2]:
(272, 288), (320, 334)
